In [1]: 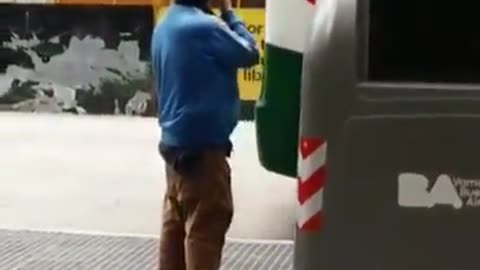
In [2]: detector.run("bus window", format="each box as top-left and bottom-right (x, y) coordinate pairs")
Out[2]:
(367, 1), (480, 84)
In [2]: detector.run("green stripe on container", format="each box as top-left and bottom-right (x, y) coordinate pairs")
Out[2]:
(255, 43), (303, 178)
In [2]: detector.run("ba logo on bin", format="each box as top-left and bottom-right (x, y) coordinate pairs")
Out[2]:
(398, 173), (480, 209)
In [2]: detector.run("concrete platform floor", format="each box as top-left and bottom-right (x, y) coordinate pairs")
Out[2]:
(0, 229), (293, 270)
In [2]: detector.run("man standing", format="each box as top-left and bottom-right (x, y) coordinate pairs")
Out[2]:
(151, 0), (259, 269)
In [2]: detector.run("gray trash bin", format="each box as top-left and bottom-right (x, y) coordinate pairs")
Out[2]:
(295, 1), (480, 269)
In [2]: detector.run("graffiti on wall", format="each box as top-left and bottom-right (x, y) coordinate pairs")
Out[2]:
(0, 4), (154, 116)
(0, 1), (265, 120)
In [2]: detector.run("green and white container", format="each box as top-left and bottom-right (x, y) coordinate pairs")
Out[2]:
(255, 0), (316, 177)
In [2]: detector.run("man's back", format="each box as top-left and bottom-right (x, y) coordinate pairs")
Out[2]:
(152, 2), (259, 269)
(151, 4), (259, 148)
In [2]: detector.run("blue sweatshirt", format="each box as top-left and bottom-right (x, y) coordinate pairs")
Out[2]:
(151, 4), (259, 149)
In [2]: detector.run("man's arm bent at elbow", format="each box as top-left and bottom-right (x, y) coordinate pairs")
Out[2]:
(205, 16), (260, 69)
(220, 9), (256, 48)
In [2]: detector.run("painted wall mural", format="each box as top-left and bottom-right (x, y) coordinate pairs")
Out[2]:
(0, 1), (265, 120)
(0, 4), (155, 116)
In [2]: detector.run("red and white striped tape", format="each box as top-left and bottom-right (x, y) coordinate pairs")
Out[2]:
(297, 137), (327, 231)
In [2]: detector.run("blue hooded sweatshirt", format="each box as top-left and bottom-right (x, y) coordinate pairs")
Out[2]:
(151, 4), (259, 149)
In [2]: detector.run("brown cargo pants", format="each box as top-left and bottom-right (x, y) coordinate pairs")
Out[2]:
(158, 150), (234, 270)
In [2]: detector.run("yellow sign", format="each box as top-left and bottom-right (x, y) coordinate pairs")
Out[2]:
(154, 7), (265, 101)
(235, 9), (264, 100)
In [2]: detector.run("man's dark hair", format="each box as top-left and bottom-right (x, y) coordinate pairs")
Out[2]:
(175, 0), (214, 14)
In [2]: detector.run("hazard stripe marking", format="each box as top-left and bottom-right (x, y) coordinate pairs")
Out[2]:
(297, 137), (326, 231)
